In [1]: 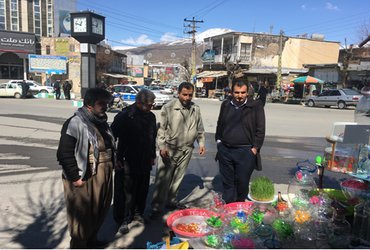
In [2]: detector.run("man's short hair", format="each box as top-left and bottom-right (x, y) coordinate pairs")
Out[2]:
(178, 82), (194, 93)
(136, 88), (155, 104)
(83, 88), (112, 107)
(232, 79), (249, 92)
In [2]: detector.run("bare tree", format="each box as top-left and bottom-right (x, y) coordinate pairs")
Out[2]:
(357, 19), (370, 45)
(96, 49), (113, 81)
(225, 55), (243, 88)
(180, 59), (191, 82)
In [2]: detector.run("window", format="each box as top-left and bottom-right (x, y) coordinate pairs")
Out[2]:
(240, 43), (252, 61)
(46, 0), (53, 37)
(0, 0), (5, 30)
(10, 0), (18, 31)
(69, 44), (75, 52)
(33, 0), (41, 36)
(330, 90), (341, 96)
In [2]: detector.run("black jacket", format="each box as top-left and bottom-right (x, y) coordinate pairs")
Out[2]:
(215, 97), (266, 170)
(111, 104), (157, 174)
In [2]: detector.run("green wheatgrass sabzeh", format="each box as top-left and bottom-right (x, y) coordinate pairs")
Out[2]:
(250, 176), (275, 201)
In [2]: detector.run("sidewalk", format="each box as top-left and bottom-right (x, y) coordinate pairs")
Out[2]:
(0, 169), (289, 249)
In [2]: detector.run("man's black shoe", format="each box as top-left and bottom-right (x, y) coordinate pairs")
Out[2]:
(133, 214), (148, 224)
(165, 202), (187, 210)
(87, 240), (109, 248)
(119, 222), (129, 234)
(150, 209), (162, 220)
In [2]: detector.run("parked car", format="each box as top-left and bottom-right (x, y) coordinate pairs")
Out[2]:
(0, 82), (36, 98)
(7, 80), (54, 94)
(305, 88), (362, 109)
(145, 85), (173, 95)
(112, 84), (171, 108)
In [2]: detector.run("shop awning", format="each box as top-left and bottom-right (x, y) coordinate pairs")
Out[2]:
(196, 71), (227, 78)
(103, 73), (133, 79)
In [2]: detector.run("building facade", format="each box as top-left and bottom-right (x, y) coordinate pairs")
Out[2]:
(0, 0), (76, 83)
(201, 32), (340, 91)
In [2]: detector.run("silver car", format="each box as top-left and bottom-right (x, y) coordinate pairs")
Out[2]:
(305, 88), (362, 109)
(112, 84), (171, 108)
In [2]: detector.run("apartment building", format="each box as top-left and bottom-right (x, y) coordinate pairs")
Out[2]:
(0, 0), (76, 81)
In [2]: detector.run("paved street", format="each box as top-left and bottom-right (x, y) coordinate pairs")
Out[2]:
(0, 97), (355, 248)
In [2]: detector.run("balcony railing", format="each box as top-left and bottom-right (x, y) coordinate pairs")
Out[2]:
(213, 53), (250, 64)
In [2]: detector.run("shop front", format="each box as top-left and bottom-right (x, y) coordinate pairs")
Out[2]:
(0, 31), (36, 82)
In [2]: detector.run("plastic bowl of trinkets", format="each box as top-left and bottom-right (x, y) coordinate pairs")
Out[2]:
(340, 179), (370, 200)
(167, 208), (219, 238)
(223, 202), (254, 215)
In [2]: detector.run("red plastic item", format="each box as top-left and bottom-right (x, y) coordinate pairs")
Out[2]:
(223, 202), (254, 214)
(167, 208), (218, 238)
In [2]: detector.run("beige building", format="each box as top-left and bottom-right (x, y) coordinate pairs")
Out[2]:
(40, 37), (81, 93)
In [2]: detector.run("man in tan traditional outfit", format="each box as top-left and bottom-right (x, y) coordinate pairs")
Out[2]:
(57, 88), (114, 248)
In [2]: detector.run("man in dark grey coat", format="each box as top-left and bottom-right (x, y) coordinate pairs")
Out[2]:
(111, 89), (157, 234)
(215, 79), (265, 204)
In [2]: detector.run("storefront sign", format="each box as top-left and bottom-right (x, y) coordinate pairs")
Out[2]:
(0, 31), (36, 54)
(129, 67), (143, 77)
(28, 54), (67, 74)
(202, 77), (214, 83)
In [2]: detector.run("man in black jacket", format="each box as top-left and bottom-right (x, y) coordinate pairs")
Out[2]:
(215, 79), (265, 203)
(63, 80), (72, 100)
(111, 89), (157, 234)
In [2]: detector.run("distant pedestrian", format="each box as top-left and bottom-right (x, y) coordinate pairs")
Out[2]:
(53, 80), (61, 100)
(57, 88), (114, 248)
(111, 89), (157, 234)
(256, 81), (268, 106)
(215, 79), (265, 203)
(63, 80), (72, 100)
(150, 82), (206, 218)
(21, 80), (29, 99)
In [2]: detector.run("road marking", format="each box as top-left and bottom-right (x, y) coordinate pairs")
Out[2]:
(0, 153), (30, 160)
(0, 164), (48, 173)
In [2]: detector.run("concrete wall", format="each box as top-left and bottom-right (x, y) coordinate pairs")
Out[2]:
(283, 38), (340, 68)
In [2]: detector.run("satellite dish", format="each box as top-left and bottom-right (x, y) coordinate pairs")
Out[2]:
(104, 49), (111, 55)
(147, 52), (152, 58)
(171, 52), (176, 58)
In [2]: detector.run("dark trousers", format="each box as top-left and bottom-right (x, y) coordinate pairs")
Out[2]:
(217, 143), (255, 203)
(55, 89), (61, 99)
(64, 90), (71, 100)
(113, 169), (150, 224)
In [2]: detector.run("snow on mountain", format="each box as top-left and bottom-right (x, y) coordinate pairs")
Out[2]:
(166, 28), (233, 46)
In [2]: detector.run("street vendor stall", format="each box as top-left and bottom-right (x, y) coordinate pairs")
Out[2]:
(292, 75), (324, 102)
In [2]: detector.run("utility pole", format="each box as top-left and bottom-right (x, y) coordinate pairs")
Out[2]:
(184, 17), (203, 84)
(341, 39), (353, 89)
(277, 30), (284, 90)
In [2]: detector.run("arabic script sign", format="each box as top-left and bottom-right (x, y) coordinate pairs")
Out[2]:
(29, 54), (67, 74)
(0, 31), (36, 53)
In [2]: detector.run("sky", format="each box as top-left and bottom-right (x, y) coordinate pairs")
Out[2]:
(76, 0), (370, 49)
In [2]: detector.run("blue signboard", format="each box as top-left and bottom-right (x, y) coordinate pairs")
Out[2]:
(28, 54), (67, 74)
(201, 49), (215, 62)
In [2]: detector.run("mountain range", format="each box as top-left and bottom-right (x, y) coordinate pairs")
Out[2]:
(115, 28), (232, 65)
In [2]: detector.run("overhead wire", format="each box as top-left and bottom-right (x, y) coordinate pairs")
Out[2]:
(77, 0), (183, 32)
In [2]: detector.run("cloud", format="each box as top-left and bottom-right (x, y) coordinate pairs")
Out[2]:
(120, 34), (154, 46)
(301, 4), (307, 10)
(325, 2), (339, 11)
(160, 32), (178, 43)
(112, 45), (136, 51)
